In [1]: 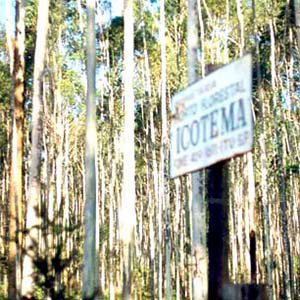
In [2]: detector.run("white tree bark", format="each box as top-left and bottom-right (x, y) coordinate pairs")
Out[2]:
(188, 0), (208, 299)
(120, 0), (136, 298)
(236, 0), (245, 56)
(82, 0), (99, 298)
(159, 0), (171, 298)
(22, 0), (49, 297)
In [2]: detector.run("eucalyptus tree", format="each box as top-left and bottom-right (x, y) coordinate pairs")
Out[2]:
(7, 0), (25, 298)
(251, 1), (273, 297)
(82, 0), (99, 299)
(0, 0), (298, 298)
(0, 27), (11, 296)
(187, 0), (208, 299)
(22, 0), (49, 297)
(120, 0), (136, 298)
(159, 0), (171, 298)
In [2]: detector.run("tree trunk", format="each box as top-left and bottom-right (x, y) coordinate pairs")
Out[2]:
(252, 2), (273, 298)
(188, 0), (208, 299)
(120, 0), (136, 298)
(82, 0), (99, 299)
(236, 0), (245, 56)
(8, 1), (25, 299)
(269, 19), (293, 300)
(21, 0), (49, 297)
(159, 1), (171, 299)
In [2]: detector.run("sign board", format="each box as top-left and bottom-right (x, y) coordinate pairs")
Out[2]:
(170, 54), (253, 178)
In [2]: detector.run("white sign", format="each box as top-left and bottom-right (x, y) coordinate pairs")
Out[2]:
(170, 54), (253, 178)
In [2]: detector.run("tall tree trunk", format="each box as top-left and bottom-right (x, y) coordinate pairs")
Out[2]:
(236, 0), (245, 56)
(8, 1), (25, 299)
(120, 0), (136, 298)
(21, 0), (49, 297)
(174, 178), (181, 300)
(188, 0), (208, 299)
(82, 0), (99, 299)
(236, 0), (254, 283)
(159, 0), (170, 298)
(269, 19), (293, 300)
(142, 17), (157, 298)
(252, 2), (272, 298)
(197, 0), (206, 76)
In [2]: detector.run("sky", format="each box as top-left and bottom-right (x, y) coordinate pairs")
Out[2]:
(0, 0), (6, 25)
(0, 0), (123, 26)
(111, 0), (123, 17)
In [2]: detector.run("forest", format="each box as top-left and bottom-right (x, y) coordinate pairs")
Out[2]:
(0, 0), (299, 299)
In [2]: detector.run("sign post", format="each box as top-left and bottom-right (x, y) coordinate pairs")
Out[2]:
(170, 54), (253, 178)
(207, 160), (229, 299)
(171, 55), (253, 299)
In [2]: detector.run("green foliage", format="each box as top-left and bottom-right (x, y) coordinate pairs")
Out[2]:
(285, 163), (300, 175)
(62, 1), (86, 62)
(107, 16), (124, 67)
(0, 29), (11, 170)
(165, 0), (187, 94)
(0, 282), (7, 300)
(31, 230), (83, 300)
(24, 0), (37, 88)
(133, 263), (153, 299)
(0, 28), (10, 103)
(61, 68), (85, 112)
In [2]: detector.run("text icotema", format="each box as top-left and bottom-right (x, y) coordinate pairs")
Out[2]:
(176, 98), (247, 154)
